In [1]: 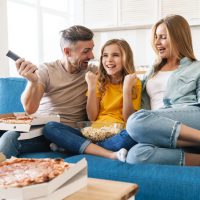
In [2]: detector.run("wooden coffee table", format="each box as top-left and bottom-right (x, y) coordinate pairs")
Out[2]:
(64, 178), (138, 200)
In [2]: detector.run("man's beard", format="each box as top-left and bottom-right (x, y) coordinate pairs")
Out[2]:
(77, 60), (89, 71)
(71, 60), (88, 73)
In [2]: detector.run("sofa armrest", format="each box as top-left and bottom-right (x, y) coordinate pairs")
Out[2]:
(0, 77), (27, 114)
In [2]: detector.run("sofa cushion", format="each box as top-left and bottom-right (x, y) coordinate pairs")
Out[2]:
(0, 77), (27, 114)
(65, 154), (200, 200)
(20, 151), (72, 159)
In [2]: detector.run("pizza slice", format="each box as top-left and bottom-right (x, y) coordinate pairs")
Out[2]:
(0, 116), (33, 124)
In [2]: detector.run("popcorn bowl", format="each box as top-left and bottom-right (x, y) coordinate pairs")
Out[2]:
(77, 121), (124, 142)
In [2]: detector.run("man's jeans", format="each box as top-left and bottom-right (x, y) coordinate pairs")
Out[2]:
(43, 122), (136, 154)
(126, 106), (200, 165)
(0, 131), (50, 158)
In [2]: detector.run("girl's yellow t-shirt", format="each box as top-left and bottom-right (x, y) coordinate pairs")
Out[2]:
(89, 79), (142, 125)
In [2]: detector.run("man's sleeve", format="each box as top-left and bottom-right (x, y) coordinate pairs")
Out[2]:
(37, 63), (50, 93)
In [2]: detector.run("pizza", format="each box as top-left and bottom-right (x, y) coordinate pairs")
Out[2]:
(0, 116), (33, 124)
(0, 158), (69, 188)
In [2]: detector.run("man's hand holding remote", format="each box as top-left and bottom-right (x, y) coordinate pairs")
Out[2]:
(6, 50), (38, 83)
(16, 58), (38, 83)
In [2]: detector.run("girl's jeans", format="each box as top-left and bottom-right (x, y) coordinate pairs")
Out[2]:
(126, 106), (200, 165)
(43, 122), (136, 154)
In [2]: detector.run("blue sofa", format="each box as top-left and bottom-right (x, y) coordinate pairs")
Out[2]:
(1, 77), (200, 200)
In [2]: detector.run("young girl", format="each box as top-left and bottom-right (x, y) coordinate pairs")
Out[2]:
(43, 39), (142, 162)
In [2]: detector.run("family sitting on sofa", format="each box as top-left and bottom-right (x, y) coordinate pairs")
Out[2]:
(1, 14), (200, 166)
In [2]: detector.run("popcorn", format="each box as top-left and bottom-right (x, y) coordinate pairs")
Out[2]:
(81, 125), (121, 142)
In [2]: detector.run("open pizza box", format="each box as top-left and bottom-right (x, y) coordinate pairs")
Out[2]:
(0, 112), (60, 139)
(0, 158), (88, 200)
(0, 112), (60, 132)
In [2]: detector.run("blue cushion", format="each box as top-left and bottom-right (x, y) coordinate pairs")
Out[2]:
(0, 77), (27, 114)
(65, 155), (200, 200)
(20, 151), (72, 159)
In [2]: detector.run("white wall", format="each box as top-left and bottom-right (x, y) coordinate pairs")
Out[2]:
(1, 0), (200, 77)
(191, 27), (200, 59)
(93, 26), (200, 69)
(93, 28), (155, 67)
(0, 0), (9, 77)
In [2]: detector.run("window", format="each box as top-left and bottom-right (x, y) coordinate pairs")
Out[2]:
(7, 0), (70, 76)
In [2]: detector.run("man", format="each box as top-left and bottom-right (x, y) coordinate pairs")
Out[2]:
(0, 25), (94, 158)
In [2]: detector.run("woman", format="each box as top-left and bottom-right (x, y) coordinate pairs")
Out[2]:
(126, 15), (200, 166)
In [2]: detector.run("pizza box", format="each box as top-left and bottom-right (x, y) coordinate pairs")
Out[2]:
(0, 112), (60, 132)
(0, 158), (87, 200)
(35, 166), (87, 200)
(18, 126), (43, 140)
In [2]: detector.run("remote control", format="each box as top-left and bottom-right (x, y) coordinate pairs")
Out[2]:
(6, 50), (21, 61)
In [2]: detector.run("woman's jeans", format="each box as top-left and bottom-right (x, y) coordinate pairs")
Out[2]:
(126, 106), (200, 165)
(0, 130), (50, 158)
(43, 122), (136, 154)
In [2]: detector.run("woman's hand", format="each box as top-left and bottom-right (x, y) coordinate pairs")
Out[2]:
(122, 73), (139, 121)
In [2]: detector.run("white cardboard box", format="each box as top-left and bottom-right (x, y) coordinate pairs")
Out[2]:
(0, 158), (87, 200)
(0, 112), (60, 132)
(18, 126), (43, 140)
(35, 167), (87, 200)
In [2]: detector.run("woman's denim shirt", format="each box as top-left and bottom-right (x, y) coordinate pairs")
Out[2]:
(141, 57), (200, 109)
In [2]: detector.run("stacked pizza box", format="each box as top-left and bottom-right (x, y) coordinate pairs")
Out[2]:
(0, 112), (60, 139)
(0, 158), (88, 200)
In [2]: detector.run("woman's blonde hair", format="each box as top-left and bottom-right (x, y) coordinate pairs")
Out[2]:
(98, 39), (135, 93)
(151, 14), (196, 73)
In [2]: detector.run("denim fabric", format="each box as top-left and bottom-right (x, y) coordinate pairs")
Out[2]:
(97, 129), (136, 151)
(141, 57), (200, 109)
(43, 122), (91, 154)
(43, 122), (136, 154)
(0, 131), (50, 158)
(126, 144), (184, 165)
(126, 106), (200, 165)
(19, 135), (51, 153)
(0, 131), (21, 158)
(164, 58), (200, 107)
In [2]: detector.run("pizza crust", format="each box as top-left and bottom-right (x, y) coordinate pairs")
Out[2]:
(0, 116), (33, 124)
(0, 158), (69, 188)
